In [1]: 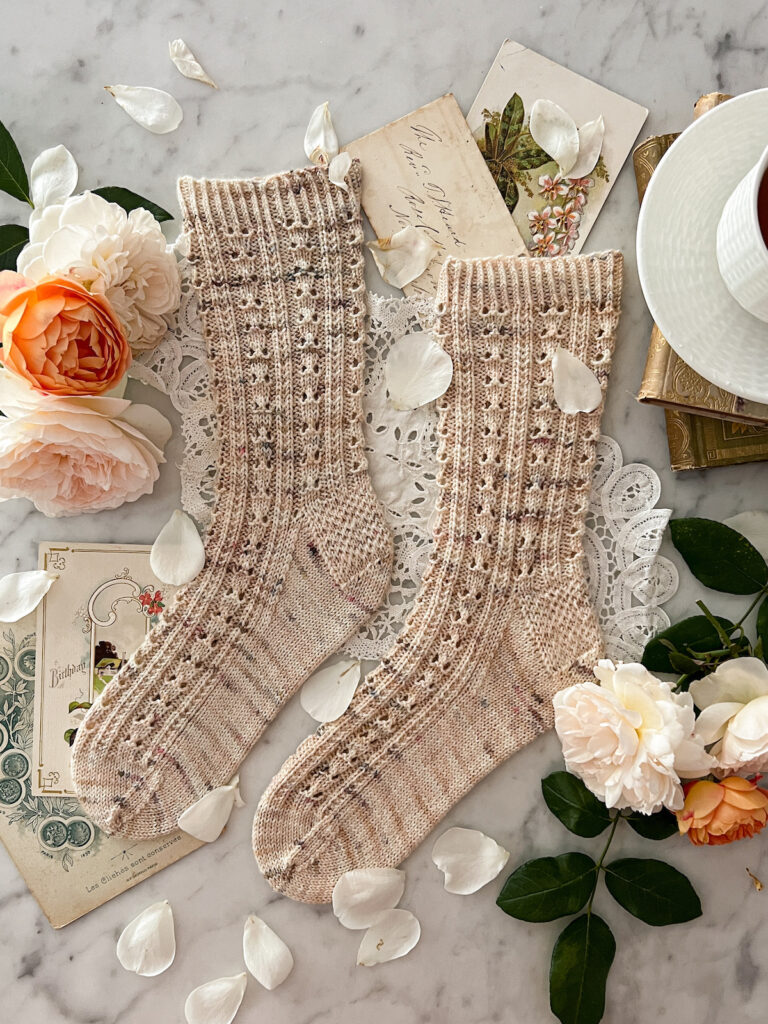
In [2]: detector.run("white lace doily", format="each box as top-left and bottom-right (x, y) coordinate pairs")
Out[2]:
(130, 274), (678, 663)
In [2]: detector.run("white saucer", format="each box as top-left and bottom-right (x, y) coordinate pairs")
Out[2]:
(637, 88), (768, 404)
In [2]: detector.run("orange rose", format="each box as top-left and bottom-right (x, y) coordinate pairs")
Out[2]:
(0, 271), (131, 396)
(676, 776), (768, 846)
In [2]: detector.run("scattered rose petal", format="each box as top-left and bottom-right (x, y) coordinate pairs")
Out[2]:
(366, 226), (439, 289)
(304, 101), (339, 167)
(169, 39), (218, 89)
(332, 867), (406, 929)
(0, 570), (58, 623)
(242, 914), (294, 990)
(29, 145), (78, 209)
(724, 511), (768, 563)
(552, 347), (602, 414)
(105, 85), (183, 135)
(116, 900), (175, 976)
(431, 827), (510, 894)
(150, 509), (205, 586)
(568, 115), (605, 179)
(385, 332), (453, 411)
(177, 775), (244, 842)
(300, 658), (361, 723)
(529, 98), (580, 176)
(329, 151), (352, 192)
(357, 909), (420, 966)
(184, 974), (247, 1024)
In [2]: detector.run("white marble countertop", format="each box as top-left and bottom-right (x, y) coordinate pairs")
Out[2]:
(3, 2), (768, 1022)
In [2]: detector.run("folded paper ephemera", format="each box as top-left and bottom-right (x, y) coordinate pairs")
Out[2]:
(0, 543), (203, 929)
(343, 93), (526, 296)
(466, 38), (648, 257)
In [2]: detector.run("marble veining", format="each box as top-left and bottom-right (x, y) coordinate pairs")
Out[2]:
(2, 2), (768, 1022)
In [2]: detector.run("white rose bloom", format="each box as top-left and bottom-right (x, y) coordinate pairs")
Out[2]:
(17, 191), (180, 353)
(690, 657), (768, 776)
(553, 660), (713, 814)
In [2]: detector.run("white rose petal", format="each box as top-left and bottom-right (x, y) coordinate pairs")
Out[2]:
(300, 658), (361, 723)
(0, 570), (58, 623)
(184, 974), (247, 1024)
(690, 658), (768, 775)
(552, 347), (602, 414)
(367, 226), (439, 289)
(150, 509), (205, 586)
(568, 115), (605, 180)
(177, 775), (244, 843)
(328, 151), (352, 192)
(29, 145), (78, 209)
(242, 915), (294, 990)
(332, 867), (406, 929)
(385, 332), (453, 411)
(304, 101), (339, 167)
(431, 827), (510, 895)
(169, 39), (218, 89)
(105, 85), (183, 135)
(357, 909), (420, 966)
(529, 98), (580, 177)
(724, 511), (768, 563)
(554, 660), (714, 815)
(116, 900), (175, 976)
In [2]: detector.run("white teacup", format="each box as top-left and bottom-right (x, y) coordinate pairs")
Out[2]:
(716, 142), (768, 322)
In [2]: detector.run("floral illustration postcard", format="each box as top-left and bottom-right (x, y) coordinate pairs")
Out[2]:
(344, 93), (527, 296)
(0, 544), (201, 929)
(466, 39), (648, 256)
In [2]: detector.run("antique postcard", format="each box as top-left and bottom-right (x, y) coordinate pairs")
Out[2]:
(466, 39), (648, 255)
(344, 93), (527, 295)
(0, 544), (201, 929)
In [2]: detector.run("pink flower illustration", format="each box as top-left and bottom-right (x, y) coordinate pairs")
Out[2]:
(566, 176), (594, 200)
(529, 231), (562, 257)
(538, 174), (569, 202)
(528, 206), (556, 235)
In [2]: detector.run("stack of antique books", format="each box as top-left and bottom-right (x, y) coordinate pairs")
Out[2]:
(635, 92), (768, 471)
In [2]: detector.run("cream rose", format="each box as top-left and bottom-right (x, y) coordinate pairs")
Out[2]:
(17, 192), (180, 353)
(0, 372), (171, 517)
(553, 660), (713, 814)
(690, 657), (768, 776)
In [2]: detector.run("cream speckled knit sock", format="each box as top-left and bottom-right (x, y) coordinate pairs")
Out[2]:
(252, 251), (623, 902)
(71, 163), (393, 839)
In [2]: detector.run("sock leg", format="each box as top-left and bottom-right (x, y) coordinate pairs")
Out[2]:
(71, 163), (393, 840)
(252, 251), (623, 902)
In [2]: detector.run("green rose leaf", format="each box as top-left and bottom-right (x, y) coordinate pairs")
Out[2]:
(625, 808), (679, 840)
(757, 595), (768, 655)
(604, 857), (702, 926)
(541, 771), (613, 837)
(641, 614), (736, 673)
(550, 913), (616, 1024)
(92, 186), (173, 222)
(0, 122), (30, 205)
(0, 223), (29, 271)
(670, 518), (768, 594)
(497, 852), (596, 922)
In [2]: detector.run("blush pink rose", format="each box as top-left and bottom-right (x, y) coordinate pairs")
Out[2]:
(0, 373), (171, 517)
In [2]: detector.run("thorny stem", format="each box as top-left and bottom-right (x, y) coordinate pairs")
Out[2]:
(586, 814), (621, 915)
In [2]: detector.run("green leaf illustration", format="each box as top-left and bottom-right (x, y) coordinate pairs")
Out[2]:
(478, 94), (551, 214)
(670, 517), (768, 594)
(641, 614), (737, 673)
(512, 130), (551, 170)
(604, 857), (702, 926)
(542, 771), (613, 837)
(498, 93), (525, 157)
(550, 913), (615, 1024)
(0, 223), (28, 271)
(497, 852), (596, 922)
(92, 186), (173, 222)
(0, 121), (30, 205)
(625, 809), (679, 841)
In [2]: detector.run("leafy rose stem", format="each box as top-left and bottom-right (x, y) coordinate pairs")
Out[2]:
(585, 814), (621, 914)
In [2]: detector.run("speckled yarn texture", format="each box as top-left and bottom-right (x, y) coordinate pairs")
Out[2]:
(71, 163), (393, 840)
(253, 251), (624, 903)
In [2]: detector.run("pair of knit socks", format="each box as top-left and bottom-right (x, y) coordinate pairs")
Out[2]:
(71, 163), (623, 903)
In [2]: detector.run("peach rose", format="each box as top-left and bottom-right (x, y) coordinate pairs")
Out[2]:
(0, 271), (131, 395)
(0, 372), (170, 517)
(676, 776), (768, 846)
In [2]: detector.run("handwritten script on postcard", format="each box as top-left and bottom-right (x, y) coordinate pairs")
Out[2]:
(345, 93), (525, 296)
